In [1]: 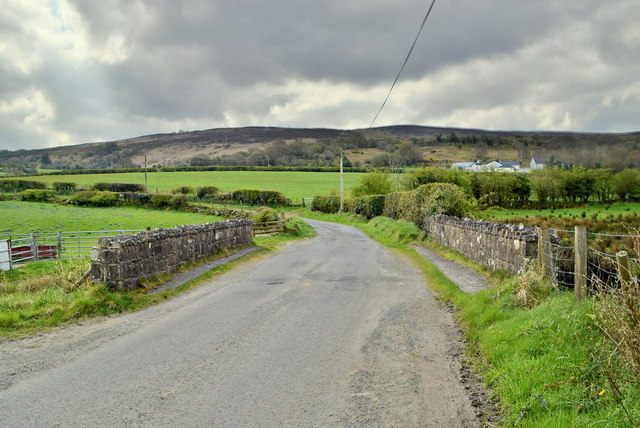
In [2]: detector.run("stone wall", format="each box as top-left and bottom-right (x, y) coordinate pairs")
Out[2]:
(424, 215), (538, 274)
(91, 219), (253, 291)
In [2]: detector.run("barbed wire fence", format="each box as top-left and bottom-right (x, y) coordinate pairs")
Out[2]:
(538, 226), (639, 299)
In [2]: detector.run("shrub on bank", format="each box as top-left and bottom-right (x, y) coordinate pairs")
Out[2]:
(18, 189), (57, 202)
(311, 195), (341, 214)
(0, 179), (47, 192)
(69, 190), (120, 207)
(53, 182), (77, 195)
(196, 186), (220, 200)
(227, 189), (291, 206)
(92, 182), (145, 193)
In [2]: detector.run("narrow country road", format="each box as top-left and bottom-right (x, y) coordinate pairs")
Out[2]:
(0, 219), (478, 427)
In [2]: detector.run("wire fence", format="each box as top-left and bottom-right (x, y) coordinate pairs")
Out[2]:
(542, 227), (640, 294)
(0, 230), (145, 270)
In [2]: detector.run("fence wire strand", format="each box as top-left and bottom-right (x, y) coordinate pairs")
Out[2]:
(540, 228), (639, 290)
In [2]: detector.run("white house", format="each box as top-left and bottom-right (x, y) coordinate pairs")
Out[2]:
(531, 158), (546, 169)
(452, 162), (475, 170)
(451, 160), (521, 172)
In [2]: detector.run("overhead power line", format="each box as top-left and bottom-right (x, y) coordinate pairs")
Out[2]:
(369, 0), (437, 129)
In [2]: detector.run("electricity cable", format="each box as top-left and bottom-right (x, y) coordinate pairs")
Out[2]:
(369, 0), (437, 128)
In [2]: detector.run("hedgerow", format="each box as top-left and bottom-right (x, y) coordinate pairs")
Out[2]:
(226, 189), (291, 206)
(92, 182), (145, 193)
(0, 179), (47, 192)
(18, 189), (57, 202)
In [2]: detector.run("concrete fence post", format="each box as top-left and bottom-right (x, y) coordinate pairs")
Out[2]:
(574, 225), (587, 301)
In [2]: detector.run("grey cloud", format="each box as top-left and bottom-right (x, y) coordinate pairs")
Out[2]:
(1, 0), (639, 150)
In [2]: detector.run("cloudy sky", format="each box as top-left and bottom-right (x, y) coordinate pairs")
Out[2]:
(1, 0), (639, 150)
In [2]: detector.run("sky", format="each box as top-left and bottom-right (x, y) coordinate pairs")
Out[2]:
(1, 0), (639, 151)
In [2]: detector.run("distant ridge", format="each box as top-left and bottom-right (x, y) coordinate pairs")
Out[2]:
(1, 125), (639, 173)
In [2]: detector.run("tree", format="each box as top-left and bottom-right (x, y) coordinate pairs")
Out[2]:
(351, 171), (393, 197)
(393, 142), (422, 166)
(613, 169), (640, 200)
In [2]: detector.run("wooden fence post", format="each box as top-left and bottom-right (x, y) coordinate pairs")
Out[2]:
(538, 228), (553, 280)
(616, 250), (631, 299)
(574, 225), (587, 301)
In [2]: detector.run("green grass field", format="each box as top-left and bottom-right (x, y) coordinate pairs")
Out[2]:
(0, 201), (222, 235)
(15, 171), (365, 201)
(481, 202), (640, 220)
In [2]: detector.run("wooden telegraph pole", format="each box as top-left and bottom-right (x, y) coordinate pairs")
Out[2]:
(144, 155), (149, 193)
(339, 151), (344, 213)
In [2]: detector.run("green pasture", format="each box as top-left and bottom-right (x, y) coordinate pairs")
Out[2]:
(0, 201), (222, 235)
(15, 171), (365, 201)
(482, 202), (640, 221)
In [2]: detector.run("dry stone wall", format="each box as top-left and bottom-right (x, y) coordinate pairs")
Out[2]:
(91, 219), (253, 291)
(424, 215), (538, 274)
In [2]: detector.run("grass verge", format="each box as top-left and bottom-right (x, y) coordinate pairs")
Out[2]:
(0, 217), (315, 340)
(303, 209), (640, 427)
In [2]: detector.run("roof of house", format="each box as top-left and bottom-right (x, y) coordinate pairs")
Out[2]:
(532, 158), (546, 163)
(499, 161), (520, 168)
(452, 162), (475, 167)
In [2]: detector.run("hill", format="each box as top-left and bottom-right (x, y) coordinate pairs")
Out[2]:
(1, 125), (639, 174)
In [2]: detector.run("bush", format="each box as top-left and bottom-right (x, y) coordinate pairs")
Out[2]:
(120, 192), (152, 206)
(229, 189), (291, 206)
(351, 171), (393, 197)
(0, 179), (47, 192)
(196, 186), (220, 200)
(172, 186), (193, 195)
(149, 194), (172, 209)
(18, 189), (57, 202)
(90, 191), (120, 207)
(69, 191), (120, 207)
(253, 207), (280, 223)
(92, 182), (145, 193)
(311, 195), (341, 213)
(420, 183), (476, 218)
(354, 195), (386, 219)
(53, 182), (77, 195)
(382, 183), (476, 227)
(168, 194), (190, 209)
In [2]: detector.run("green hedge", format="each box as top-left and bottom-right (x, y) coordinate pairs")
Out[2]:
(0, 179), (47, 192)
(383, 183), (476, 227)
(313, 183), (476, 224)
(18, 189), (57, 202)
(196, 186), (220, 199)
(53, 182), (77, 195)
(120, 192), (152, 206)
(311, 195), (341, 213)
(148, 194), (190, 209)
(69, 191), (120, 207)
(172, 186), (194, 195)
(355, 195), (386, 219)
(227, 189), (291, 206)
(311, 194), (385, 219)
(92, 182), (146, 193)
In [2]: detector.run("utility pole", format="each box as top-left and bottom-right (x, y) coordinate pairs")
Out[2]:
(144, 155), (148, 192)
(340, 151), (344, 212)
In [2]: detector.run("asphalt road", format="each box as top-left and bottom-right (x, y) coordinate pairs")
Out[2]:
(0, 219), (477, 427)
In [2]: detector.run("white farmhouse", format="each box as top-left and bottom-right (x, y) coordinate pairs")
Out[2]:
(531, 158), (546, 169)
